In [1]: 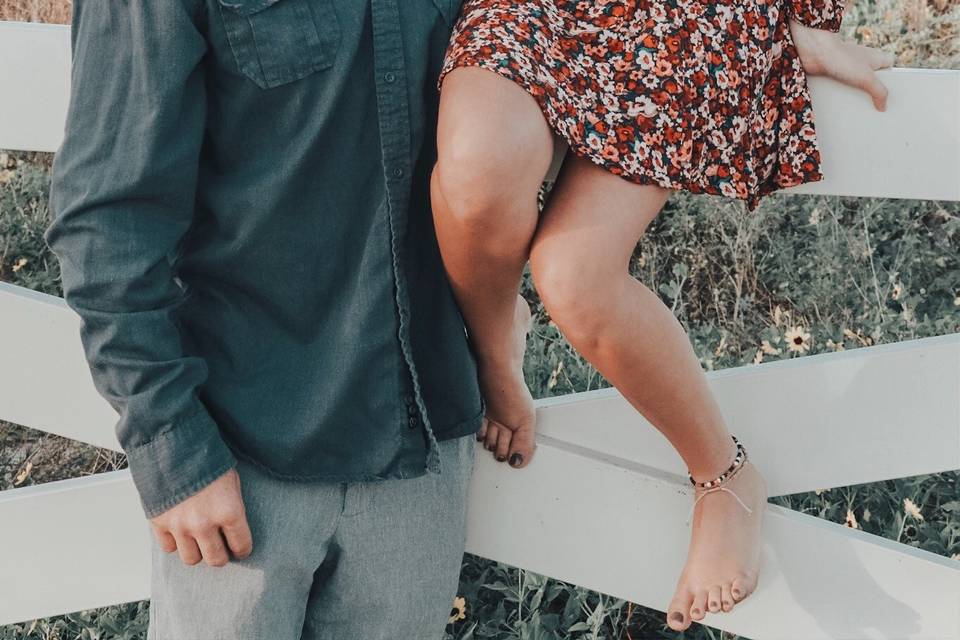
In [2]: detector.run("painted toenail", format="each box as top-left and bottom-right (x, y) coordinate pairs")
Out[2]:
(669, 612), (684, 622)
(496, 455), (506, 462)
(509, 453), (523, 466)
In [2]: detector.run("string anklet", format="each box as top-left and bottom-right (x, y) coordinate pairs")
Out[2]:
(684, 435), (754, 527)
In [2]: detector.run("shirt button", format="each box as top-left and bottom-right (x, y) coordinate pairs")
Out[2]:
(407, 404), (418, 416)
(393, 167), (404, 179)
(408, 415), (420, 429)
(384, 72), (396, 83)
(403, 394), (414, 405)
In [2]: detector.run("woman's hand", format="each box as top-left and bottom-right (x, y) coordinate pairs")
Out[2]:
(788, 18), (896, 111)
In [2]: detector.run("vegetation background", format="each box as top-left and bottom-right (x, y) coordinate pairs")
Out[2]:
(1, 0), (958, 638)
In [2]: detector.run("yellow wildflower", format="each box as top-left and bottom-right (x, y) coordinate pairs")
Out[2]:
(903, 498), (924, 521)
(844, 508), (858, 529)
(449, 596), (466, 624)
(760, 339), (781, 355)
(14, 461), (33, 486)
(784, 326), (811, 354)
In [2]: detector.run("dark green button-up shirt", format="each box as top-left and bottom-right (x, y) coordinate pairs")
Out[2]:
(45, 0), (482, 518)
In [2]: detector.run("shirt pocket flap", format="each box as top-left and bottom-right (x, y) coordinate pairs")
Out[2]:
(218, 0), (283, 17)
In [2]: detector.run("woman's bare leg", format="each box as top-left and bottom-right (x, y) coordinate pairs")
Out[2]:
(529, 155), (768, 631)
(431, 67), (555, 468)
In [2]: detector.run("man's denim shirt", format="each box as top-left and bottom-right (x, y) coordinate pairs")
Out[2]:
(45, 0), (483, 518)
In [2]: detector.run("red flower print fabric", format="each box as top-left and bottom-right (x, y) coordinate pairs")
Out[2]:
(439, 0), (845, 210)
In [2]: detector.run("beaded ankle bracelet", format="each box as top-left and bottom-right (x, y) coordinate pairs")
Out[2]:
(684, 434), (754, 527)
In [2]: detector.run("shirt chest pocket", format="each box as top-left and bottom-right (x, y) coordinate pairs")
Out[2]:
(217, 0), (340, 89)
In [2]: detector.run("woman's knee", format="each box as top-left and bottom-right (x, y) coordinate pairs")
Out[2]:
(433, 68), (553, 236)
(530, 242), (612, 340)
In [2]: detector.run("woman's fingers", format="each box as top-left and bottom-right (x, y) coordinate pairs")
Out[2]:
(851, 43), (893, 110)
(824, 42), (891, 111)
(868, 47), (896, 70)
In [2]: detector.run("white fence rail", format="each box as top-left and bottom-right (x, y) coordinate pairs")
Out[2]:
(1, 19), (959, 640)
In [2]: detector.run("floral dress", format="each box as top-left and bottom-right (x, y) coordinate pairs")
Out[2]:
(438, 0), (845, 210)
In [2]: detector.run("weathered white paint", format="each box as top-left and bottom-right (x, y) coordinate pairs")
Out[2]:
(0, 471), (150, 626)
(1, 440), (958, 639)
(0, 282), (121, 451)
(466, 441), (960, 640)
(0, 21), (71, 153)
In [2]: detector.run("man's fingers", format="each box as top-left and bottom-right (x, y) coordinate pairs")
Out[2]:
(173, 531), (203, 566)
(152, 526), (178, 554)
(221, 517), (254, 560)
(195, 527), (231, 567)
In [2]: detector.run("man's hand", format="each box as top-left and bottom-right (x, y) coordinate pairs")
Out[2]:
(788, 18), (896, 111)
(149, 468), (253, 567)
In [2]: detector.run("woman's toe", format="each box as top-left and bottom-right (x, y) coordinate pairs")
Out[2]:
(731, 572), (756, 602)
(707, 585), (722, 613)
(507, 424), (536, 469)
(689, 589), (708, 621)
(494, 425), (512, 462)
(721, 582), (735, 612)
(484, 421), (499, 452)
(476, 417), (489, 442)
(666, 590), (693, 631)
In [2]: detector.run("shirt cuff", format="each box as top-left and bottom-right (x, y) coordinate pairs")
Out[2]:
(124, 404), (238, 519)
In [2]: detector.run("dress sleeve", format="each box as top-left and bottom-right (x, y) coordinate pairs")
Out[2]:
(45, 0), (238, 518)
(784, 0), (845, 32)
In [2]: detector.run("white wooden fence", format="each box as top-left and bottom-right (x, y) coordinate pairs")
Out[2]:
(1, 20), (959, 640)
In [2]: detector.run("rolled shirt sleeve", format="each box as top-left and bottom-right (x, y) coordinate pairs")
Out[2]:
(45, 0), (237, 518)
(785, 0), (844, 32)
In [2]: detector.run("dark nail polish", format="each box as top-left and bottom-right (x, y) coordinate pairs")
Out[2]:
(509, 453), (523, 467)
(495, 455), (506, 462)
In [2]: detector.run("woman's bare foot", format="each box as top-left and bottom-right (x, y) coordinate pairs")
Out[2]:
(475, 294), (537, 469)
(665, 458), (769, 631)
